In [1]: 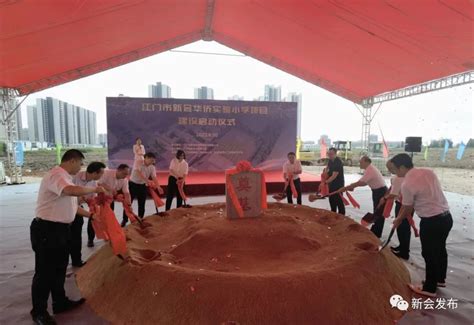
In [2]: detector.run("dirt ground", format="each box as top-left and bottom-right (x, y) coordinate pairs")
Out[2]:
(76, 203), (410, 324)
(430, 167), (474, 196)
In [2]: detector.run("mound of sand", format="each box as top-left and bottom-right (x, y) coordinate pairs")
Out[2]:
(77, 203), (411, 324)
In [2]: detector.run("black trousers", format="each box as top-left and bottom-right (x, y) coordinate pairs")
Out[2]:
(123, 181), (147, 223)
(286, 178), (302, 205)
(329, 191), (345, 215)
(166, 176), (183, 211)
(30, 218), (70, 316)
(370, 186), (388, 238)
(88, 201), (114, 242)
(420, 212), (453, 293)
(87, 218), (94, 243)
(395, 201), (411, 255)
(69, 214), (83, 264)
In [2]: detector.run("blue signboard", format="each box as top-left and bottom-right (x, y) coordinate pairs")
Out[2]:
(14, 141), (24, 166)
(107, 97), (297, 171)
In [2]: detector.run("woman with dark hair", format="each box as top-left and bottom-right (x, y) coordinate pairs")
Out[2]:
(123, 152), (162, 226)
(133, 137), (145, 169)
(166, 150), (188, 210)
(283, 152), (302, 205)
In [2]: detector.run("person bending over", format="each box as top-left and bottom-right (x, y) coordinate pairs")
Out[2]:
(283, 152), (302, 205)
(166, 150), (189, 210)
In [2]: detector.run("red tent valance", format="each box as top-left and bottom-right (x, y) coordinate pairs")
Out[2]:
(1, 0), (472, 102)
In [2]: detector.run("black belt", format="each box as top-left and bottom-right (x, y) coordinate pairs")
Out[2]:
(34, 218), (71, 227)
(129, 181), (146, 186)
(423, 211), (451, 219)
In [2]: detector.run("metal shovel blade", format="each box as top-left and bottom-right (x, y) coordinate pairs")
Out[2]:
(361, 212), (375, 224)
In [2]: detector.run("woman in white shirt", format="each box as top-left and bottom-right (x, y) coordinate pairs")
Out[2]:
(165, 150), (189, 210)
(283, 152), (303, 205)
(133, 137), (145, 169)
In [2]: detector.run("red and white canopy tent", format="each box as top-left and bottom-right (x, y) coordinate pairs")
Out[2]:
(1, 0), (473, 102)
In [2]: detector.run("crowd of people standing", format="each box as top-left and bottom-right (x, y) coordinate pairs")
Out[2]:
(30, 139), (189, 324)
(30, 143), (452, 324)
(283, 149), (453, 299)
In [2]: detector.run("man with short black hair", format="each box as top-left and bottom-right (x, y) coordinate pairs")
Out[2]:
(326, 148), (345, 215)
(31, 149), (105, 325)
(344, 156), (387, 238)
(283, 152), (302, 205)
(94, 164), (131, 246)
(392, 153), (453, 298)
(123, 152), (163, 226)
(98, 164), (131, 210)
(70, 161), (106, 266)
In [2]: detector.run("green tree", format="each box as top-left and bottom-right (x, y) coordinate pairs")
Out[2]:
(467, 138), (474, 148)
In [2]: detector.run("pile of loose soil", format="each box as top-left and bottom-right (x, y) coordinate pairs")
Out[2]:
(77, 203), (411, 324)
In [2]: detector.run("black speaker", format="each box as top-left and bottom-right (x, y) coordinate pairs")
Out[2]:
(405, 137), (422, 152)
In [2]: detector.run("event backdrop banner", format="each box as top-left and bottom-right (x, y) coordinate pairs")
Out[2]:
(107, 97), (297, 171)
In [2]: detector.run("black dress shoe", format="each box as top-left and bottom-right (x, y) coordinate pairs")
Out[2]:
(72, 260), (86, 267)
(422, 280), (446, 287)
(392, 250), (409, 260)
(53, 298), (86, 314)
(31, 311), (57, 325)
(390, 245), (400, 252)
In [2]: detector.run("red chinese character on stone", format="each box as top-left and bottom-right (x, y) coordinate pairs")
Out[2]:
(236, 176), (251, 192)
(239, 197), (251, 211)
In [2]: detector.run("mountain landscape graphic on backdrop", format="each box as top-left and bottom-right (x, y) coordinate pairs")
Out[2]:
(107, 97), (297, 171)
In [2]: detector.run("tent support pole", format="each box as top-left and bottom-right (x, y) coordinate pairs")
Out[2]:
(355, 100), (383, 154)
(0, 88), (23, 185)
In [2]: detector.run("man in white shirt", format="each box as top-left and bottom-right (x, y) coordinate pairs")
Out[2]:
(123, 152), (163, 226)
(283, 152), (303, 205)
(378, 160), (412, 260)
(344, 156), (388, 238)
(70, 162), (105, 267)
(82, 164), (130, 247)
(166, 150), (189, 210)
(96, 164), (131, 244)
(31, 149), (105, 325)
(98, 164), (131, 207)
(392, 153), (452, 298)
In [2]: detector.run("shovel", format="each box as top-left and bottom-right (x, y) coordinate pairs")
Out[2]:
(182, 199), (192, 208)
(361, 212), (376, 224)
(379, 228), (396, 251)
(308, 193), (328, 202)
(272, 192), (286, 201)
(308, 187), (346, 202)
(361, 202), (385, 226)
